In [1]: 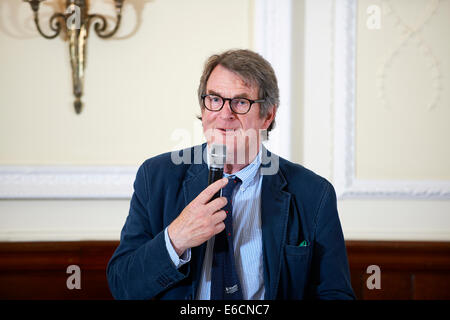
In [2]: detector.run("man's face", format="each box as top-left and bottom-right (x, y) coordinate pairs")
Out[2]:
(202, 65), (275, 165)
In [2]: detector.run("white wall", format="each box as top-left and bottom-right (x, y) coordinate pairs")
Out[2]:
(303, 0), (450, 241)
(0, 0), (254, 165)
(0, 0), (254, 241)
(1, 0), (449, 242)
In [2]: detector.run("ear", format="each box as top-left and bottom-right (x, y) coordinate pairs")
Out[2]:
(261, 105), (277, 130)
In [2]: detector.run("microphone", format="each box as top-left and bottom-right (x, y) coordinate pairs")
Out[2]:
(208, 144), (227, 201)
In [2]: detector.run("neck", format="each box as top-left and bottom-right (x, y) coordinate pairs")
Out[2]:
(222, 144), (261, 174)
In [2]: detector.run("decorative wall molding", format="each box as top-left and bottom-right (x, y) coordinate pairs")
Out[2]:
(332, 0), (450, 199)
(378, 0), (442, 111)
(0, 166), (137, 199)
(254, 0), (292, 161)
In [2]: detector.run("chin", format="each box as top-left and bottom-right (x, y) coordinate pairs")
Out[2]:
(204, 128), (260, 165)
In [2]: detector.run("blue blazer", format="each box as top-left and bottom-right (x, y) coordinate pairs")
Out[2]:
(107, 144), (355, 300)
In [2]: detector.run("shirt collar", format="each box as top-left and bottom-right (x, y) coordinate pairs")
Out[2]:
(226, 151), (261, 190)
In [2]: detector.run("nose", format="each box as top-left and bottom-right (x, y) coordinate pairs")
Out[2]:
(219, 99), (235, 119)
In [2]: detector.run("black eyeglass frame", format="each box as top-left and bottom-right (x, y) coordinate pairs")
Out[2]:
(201, 94), (266, 115)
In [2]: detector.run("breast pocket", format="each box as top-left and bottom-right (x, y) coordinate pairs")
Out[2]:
(280, 244), (311, 299)
(285, 244), (310, 258)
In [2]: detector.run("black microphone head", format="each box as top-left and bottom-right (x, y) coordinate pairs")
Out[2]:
(209, 144), (227, 169)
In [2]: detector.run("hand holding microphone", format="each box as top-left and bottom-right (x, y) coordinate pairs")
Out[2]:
(167, 144), (228, 256)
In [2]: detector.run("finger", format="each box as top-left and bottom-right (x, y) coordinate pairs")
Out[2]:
(214, 222), (226, 235)
(205, 197), (227, 213)
(211, 210), (227, 224)
(196, 177), (228, 204)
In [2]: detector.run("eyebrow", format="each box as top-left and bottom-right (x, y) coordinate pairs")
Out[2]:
(207, 90), (251, 99)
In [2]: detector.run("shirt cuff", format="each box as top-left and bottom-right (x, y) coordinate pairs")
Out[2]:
(164, 227), (191, 269)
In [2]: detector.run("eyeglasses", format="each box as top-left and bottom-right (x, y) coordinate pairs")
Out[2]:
(201, 94), (265, 115)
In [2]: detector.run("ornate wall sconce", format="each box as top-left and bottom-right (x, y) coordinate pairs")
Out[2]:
(24, 0), (125, 114)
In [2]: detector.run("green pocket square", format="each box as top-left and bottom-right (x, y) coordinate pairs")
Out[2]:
(298, 240), (309, 247)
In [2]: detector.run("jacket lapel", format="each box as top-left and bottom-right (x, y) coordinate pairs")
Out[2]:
(260, 148), (291, 299)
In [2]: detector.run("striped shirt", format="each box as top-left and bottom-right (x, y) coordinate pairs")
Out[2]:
(164, 148), (264, 300)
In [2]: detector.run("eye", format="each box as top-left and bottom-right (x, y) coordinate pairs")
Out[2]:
(234, 99), (249, 107)
(208, 95), (221, 103)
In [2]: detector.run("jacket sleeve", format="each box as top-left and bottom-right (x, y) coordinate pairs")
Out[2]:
(106, 163), (189, 300)
(310, 181), (355, 300)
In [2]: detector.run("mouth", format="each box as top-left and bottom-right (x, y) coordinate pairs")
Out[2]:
(216, 128), (237, 134)
(216, 128), (238, 133)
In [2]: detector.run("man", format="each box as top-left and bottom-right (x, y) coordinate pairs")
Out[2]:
(107, 49), (355, 300)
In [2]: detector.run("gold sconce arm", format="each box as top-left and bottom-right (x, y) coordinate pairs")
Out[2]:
(25, 0), (66, 39)
(89, 0), (124, 39)
(23, 0), (126, 114)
